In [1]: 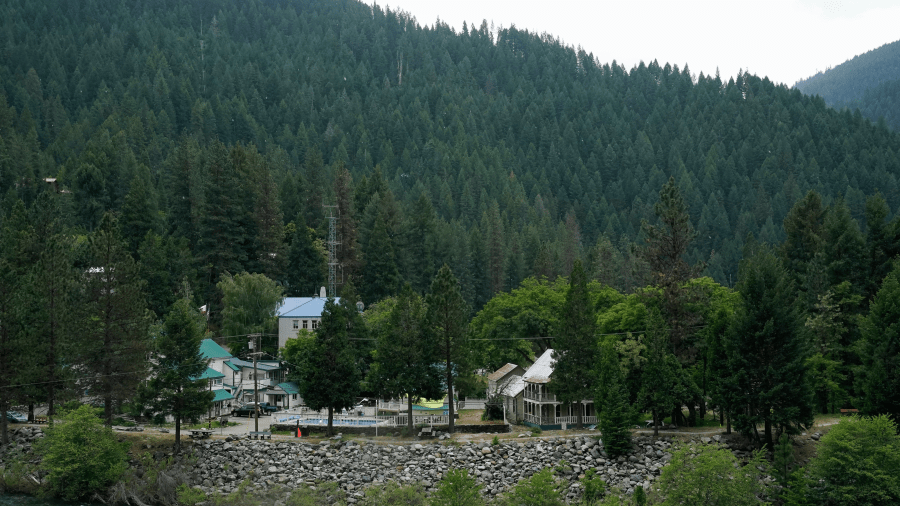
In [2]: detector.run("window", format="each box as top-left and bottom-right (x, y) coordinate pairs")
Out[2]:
(292, 320), (298, 329)
(312, 320), (319, 330)
(302, 320), (308, 329)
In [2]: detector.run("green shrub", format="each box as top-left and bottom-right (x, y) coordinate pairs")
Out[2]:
(806, 415), (900, 506)
(580, 469), (606, 504)
(492, 435), (500, 445)
(431, 469), (484, 506)
(35, 405), (129, 501)
(530, 426), (542, 435)
(176, 483), (207, 505)
(633, 485), (646, 506)
(359, 482), (426, 506)
(656, 443), (768, 506)
(501, 468), (564, 506)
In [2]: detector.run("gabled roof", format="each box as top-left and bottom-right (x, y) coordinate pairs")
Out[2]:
(488, 363), (521, 381)
(501, 376), (526, 397)
(276, 297), (341, 318)
(277, 382), (300, 395)
(523, 348), (555, 384)
(193, 367), (226, 381)
(226, 358), (280, 371)
(199, 339), (232, 360)
(212, 389), (235, 402)
(224, 361), (241, 372)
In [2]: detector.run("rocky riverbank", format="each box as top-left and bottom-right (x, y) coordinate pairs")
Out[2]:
(3, 425), (802, 504)
(184, 434), (675, 502)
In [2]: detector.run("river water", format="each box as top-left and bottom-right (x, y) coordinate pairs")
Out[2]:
(0, 494), (91, 506)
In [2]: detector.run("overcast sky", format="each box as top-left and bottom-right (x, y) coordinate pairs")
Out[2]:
(388, 0), (900, 86)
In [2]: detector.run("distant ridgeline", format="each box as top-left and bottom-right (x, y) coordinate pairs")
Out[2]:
(794, 38), (900, 130)
(2, 0), (900, 308)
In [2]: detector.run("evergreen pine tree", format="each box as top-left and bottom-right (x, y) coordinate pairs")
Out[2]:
(550, 260), (596, 428)
(426, 265), (469, 433)
(857, 262), (900, 422)
(724, 244), (813, 448)
(286, 212), (326, 297)
(138, 297), (214, 447)
(596, 337), (632, 456)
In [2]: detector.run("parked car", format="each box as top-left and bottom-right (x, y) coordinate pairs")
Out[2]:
(257, 402), (279, 414)
(5, 411), (28, 423)
(231, 404), (262, 417)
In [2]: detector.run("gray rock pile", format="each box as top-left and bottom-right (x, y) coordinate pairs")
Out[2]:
(185, 435), (676, 502)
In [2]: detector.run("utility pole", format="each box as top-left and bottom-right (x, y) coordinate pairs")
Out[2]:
(249, 333), (262, 433)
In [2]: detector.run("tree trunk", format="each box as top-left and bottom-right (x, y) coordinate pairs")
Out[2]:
(764, 418), (773, 449)
(687, 403), (697, 427)
(327, 407), (334, 436)
(0, 393), (8, 446)
(175, 415), (181, 450)
(446, 347), (454, 434)
(726, 413), (731, 434)
(652, 410), (659, 438)
(407, 396), (414, 436)
(576, 402), (583, 429)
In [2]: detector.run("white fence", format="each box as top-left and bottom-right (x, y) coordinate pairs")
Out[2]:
(276, 410), (450, 428)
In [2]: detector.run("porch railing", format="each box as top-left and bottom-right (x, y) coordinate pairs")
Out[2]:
(276, 411), (450, 427)
(524, 413), (597, 425)
(524, 391), (557, 402)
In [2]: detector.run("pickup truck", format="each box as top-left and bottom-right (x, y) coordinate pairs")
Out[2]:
(257, 402), (279, 414)
(231, 404), (262, 417)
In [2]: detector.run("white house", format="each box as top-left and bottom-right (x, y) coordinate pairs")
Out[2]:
(522, 349), (596, 430)
(276, 296), (341, 349)
(487, 363), (526, 423)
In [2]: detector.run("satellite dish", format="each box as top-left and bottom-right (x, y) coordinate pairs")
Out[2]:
(319, 286), (326, 298)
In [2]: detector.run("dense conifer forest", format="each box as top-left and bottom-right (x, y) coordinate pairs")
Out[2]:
(794, 38), (900, 130)
(2, 0), (900, 313)
(3, 1), (900, 503)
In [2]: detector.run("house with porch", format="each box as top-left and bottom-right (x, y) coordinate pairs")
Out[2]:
(522, 349), (596, 430)
(487, 363), (526, 423)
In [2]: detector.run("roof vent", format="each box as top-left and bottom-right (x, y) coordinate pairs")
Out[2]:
(319, 286), (326, 298)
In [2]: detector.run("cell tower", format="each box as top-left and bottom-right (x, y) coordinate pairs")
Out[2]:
(324, 204), (339, 298)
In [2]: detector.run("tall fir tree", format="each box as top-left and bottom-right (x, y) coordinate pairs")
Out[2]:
(285, 296), (361, 436)
(550, 260), (596, 428)
(724, 244), (813, 448)
(426, 265), (469, 433)
(138, 297), (214, 447)
(857, 262), (900, 422)
(79, 213), (152, 425)
(368, 284), (442, 435)
(286, 212), (327, 297)
(596, 336), (632, 455)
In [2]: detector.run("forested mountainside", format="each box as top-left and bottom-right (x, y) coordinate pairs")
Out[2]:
(2, 0), (900, 314)
(794, 38), (900, 130)
(853, 77), (900, 131)
(794, 38), (900, 106)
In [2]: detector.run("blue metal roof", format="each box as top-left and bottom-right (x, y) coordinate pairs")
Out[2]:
(276, 297), (340, 318)
(193, 367), (226, 381)
(199, 339), (232, 360)
(212, 389), (234, 402)
(227, 358), (280, 371)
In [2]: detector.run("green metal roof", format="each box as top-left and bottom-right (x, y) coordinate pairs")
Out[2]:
(277, 382), (299, 395)
(212, 389), (234, 402)
(224, 361), (240, 372)
(194, 367), (226, 380)
(199, 339), (232, 360)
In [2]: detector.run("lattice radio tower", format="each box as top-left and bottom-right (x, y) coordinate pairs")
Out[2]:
(324, 204), (339, 298)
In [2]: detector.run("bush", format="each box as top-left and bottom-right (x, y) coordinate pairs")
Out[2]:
(359, 482), (426, 506)
(580, 469), (606, 504)
(655, 443), (768, 506)
(501, 468), (564, 506)
(431, 469), (484, 506)
(35, 404), (129, 500)
(805, 414), (900, 506)
(176, 483), (207, 506)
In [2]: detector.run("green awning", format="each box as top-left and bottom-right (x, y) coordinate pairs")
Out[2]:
(277, 382), (299, 395)
(212, 389), (234, 402)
